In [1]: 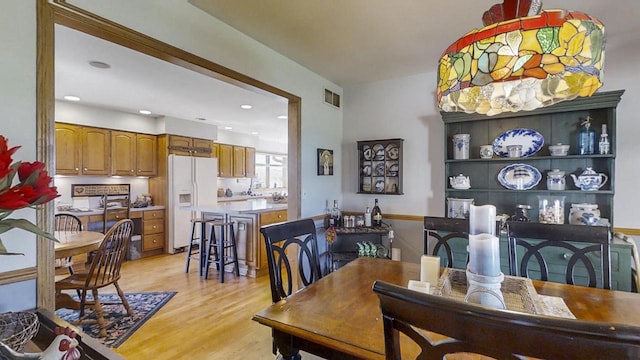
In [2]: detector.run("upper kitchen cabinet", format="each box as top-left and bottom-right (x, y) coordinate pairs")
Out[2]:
(233, 146), (246, 177)
(55, 123), (109, 176)
(245, 147), (256, 178)
(111, 131), (158, 176)
(218, 143), (233, 177)
(167, 135), (213, 157)
(80, 127), (110, 175)
(55, 123), (82, 175)
(216, 144), (255, 178)
(136, 134), (158, 176)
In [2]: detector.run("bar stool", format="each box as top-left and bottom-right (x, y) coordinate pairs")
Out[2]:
(204, 220), (240, 283)
(185, 218), (207, 276)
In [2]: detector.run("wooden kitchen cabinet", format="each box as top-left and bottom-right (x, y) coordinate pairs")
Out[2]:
(80, 127), (110, 175)
(55, 123), (109, 176)
(136, 134), (158, 176)
(233, 146), (246, 177)
(111, 131), (158, 176)
(142, 209), (164, 254)
(168, 135), (212, 157)
(218, 143), (233, 177)
(245, 147), (256, 178)
(111, 131), (136, 176)
(55, 123), (82, 175)
(255, 209), (288, 274)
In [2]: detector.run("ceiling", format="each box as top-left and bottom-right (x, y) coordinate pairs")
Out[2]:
(190, 0), (640, 86)
(56, 1), (639, 144)
(55, 25), (289, 143)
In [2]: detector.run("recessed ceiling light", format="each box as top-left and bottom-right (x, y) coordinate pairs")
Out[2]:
(251, 131), (259, 135)
(89, 60), (111, 69)
(277, 115), (288, 120)
(63, 95), (81, 101)
(240, 104), (253, 109)
(223, 126), (233, 130)
(139, 110), (152, 115)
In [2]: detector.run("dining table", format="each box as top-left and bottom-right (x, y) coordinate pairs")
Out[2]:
(54, 230), (105, 259)
(252, 257), (640, 360)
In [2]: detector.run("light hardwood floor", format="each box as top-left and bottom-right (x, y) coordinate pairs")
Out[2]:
(111, 253), (310, 359)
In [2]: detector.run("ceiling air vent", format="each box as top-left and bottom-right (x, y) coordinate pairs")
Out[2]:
(324, 89), (341, 109)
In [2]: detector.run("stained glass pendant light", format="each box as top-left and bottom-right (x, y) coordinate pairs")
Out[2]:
(437, 0), (605, 115)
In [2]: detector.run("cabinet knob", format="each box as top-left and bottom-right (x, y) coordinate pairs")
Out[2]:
(153, 213), (157, 217)
(153, 239), (157, 243)
(562, 253), (571, 260)
(84, 167), (88, 171)
(277, 215), (282, 219)
(153, 225), (157, 229)
(75, 167), (79, 171)
(130, 169), (134, 173)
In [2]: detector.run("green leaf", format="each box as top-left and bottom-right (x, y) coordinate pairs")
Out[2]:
(0, 237), (25, 255)
(0, 218), (59, 242)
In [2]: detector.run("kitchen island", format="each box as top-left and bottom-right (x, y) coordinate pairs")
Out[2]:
(182, 199), (288, 277)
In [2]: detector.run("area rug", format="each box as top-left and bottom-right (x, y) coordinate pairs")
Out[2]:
(55, 291), (176, 348)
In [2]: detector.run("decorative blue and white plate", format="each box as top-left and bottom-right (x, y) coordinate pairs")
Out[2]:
(498, 163), (542, 190)
(493, 128), (544, 157)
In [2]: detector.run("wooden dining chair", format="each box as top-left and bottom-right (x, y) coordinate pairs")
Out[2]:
(55, 219), (134, 337)
(423, 216), (470, 268)
(373, 280), (640, 360)
(507, 221), (611, 289)
(54, 213), (84, 274)
(260, 218), (323, 303)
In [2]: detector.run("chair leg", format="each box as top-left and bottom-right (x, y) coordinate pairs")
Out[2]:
(230, 224), (240, 276)
(92, 289), (108, 338)
(204, 223), (218, 280)
(219, 228), (225, 283)
(113, 282), (132, 315)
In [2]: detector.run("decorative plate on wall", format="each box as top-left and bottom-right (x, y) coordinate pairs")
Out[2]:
(498, 163), (542, 190)
(493, 128), (544, 157)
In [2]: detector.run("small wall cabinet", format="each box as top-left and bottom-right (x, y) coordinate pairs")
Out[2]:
(357, 138), (404, 195)
(168, 135), (212, 157)
(441, 90), (623, 224)
(55, 123), (110, 176)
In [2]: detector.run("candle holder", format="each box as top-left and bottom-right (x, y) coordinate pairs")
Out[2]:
(465, 268), (506, 309)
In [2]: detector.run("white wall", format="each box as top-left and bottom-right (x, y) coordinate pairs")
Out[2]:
(0, 0), (37, 310)
(68, 0), (343, 218)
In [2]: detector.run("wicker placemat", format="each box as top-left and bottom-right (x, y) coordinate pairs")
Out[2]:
(432, 268), (544, 314)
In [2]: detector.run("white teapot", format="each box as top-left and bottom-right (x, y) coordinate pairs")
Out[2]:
(449, 174), (471, 189)
(570, 167), (608, 191)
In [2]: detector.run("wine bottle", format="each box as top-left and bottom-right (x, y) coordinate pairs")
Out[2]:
(372, 198), (382, 227)
(329, 200), (342, 228)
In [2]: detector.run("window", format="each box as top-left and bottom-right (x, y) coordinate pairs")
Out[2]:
(255, 153), (287, 189)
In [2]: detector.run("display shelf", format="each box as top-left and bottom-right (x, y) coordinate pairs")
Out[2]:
(442, 90), (623, 224)
(357, 138), (404, 195)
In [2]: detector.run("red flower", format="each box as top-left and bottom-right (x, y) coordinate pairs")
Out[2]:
(0, 135), (60, 255)
(0, 135), (20, 179)
(0, 186), (36, 210)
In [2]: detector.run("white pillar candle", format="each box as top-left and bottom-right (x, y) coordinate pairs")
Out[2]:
(391, 248), (401, 261)
(420, 255), (441, 285)
(468, 234), (501, 276)
(469, 204), (496, 236)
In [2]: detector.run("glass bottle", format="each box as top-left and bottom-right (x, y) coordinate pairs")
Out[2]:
(324, 199), (331, 228)
(372, 198), (383, 227)
(364, 206), (372, 227)
(578, 116), (596, 155)
(599, 123), (610, 155)
(329, 200), (342, 228)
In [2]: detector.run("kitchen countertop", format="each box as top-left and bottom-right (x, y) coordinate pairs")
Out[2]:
(182, 198), (287, 215)
(56, 205), (166, 216)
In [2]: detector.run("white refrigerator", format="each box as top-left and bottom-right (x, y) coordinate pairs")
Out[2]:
(167, 154), (218, 254)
